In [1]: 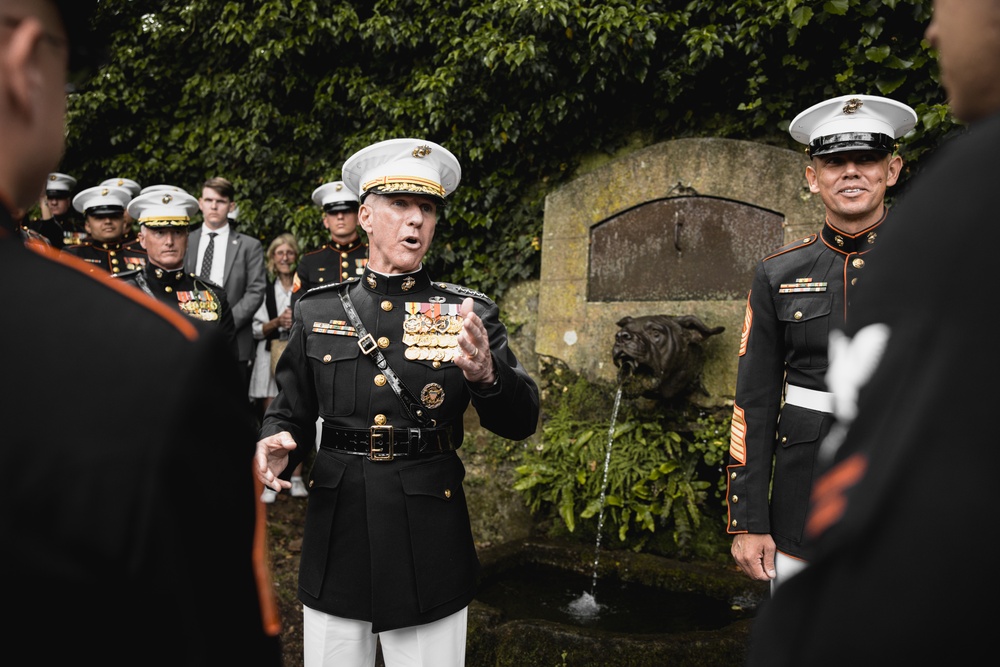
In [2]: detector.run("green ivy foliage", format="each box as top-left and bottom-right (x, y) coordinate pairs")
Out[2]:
(64, 0), (944, 299)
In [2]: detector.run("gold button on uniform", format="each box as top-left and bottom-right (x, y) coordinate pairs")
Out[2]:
(377, 337), (390, 348)
(730, 471), (737, 479)
(381, 300), (393, 312)
(374, 414), (387, 425)
(853, 258), (865, 269)
(374, 374), (387, 386)
(793, 311), (802, 320)
(731, 495), (739, 503)
(165, 286), (174, 293)
(731, 519), (738, 527)
(323, 354), (332, 363)
(444, 489), (452, 499)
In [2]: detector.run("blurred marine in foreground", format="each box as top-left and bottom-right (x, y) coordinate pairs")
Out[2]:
(0, 2), (282, 664)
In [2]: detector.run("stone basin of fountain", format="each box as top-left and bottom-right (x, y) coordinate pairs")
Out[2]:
(467, 538), (768, 667)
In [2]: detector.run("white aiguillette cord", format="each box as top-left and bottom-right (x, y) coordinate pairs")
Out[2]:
(338, 284), (435, 427)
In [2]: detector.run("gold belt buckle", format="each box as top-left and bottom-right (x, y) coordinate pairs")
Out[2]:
(369, 425), (394, 461)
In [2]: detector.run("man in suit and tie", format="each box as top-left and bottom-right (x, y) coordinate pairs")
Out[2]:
(188, 176), (266, 395)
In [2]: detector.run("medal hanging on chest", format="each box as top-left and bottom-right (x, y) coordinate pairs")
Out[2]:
(402, 300), (463, 362)
(177, 290), (220, 321)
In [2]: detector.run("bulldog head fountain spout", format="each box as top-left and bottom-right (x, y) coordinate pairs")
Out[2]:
(612, 314), (725, 402)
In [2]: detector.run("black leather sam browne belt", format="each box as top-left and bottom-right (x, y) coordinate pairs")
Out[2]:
(332, 284), (459, 461)
(320, 424), (457, 461)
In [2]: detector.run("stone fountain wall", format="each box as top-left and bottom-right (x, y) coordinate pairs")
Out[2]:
(535, 137), (825, 407)
(463, 137), (826, 549)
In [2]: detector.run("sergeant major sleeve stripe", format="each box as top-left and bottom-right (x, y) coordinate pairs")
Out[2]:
(739, 294), (752, 357)
(729, 404), (747, 463)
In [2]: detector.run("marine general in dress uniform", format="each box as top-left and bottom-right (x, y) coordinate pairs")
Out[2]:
(256, 139), (540, 667)
(115, 188), (237, 357)
(291, 179), (368, 303)
(726, 94), (918, 592)
(62, 184), (147, 274)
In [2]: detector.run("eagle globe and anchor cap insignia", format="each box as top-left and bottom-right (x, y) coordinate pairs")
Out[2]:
(842, 98), (864, 114)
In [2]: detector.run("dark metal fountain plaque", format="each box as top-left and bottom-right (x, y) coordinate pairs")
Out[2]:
(588, 196), (785, 301)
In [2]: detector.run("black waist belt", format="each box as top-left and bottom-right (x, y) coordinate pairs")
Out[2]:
(320, 424), (457, 462)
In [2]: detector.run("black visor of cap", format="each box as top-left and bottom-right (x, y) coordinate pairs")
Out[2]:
(45, 190), (71, 198)
(809, 132), (895, 157)
(87, 205), (124, 217)
(323, 202), (359, 213)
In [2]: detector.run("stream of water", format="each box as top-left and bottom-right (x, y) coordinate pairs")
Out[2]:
(564, 378), (626, 621)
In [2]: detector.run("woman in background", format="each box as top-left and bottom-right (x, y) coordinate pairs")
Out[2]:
(250, 232), (306, 503)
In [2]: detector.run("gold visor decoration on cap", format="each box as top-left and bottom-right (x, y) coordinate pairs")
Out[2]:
(361, 175), (445, 198)
(139, 216), (190, 228)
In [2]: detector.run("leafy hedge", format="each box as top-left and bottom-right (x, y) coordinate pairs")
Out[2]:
(63, 0), (946, 299)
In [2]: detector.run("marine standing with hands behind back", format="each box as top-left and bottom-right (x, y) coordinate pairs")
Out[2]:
(726, 94), (916, 591)
(256, 138), (540, 667)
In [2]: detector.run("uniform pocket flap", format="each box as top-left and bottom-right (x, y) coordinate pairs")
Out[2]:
(400, 457), (465, 500)
(775, 293), (833, 323)
(305, 335), (360, 364)
(308, 448), (348, 490)
(777, 405), (827, 447)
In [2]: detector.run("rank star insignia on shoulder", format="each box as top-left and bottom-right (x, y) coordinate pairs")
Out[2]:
(433, 282), (490, 301)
